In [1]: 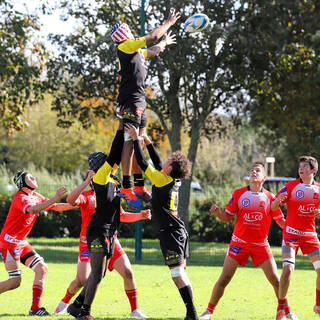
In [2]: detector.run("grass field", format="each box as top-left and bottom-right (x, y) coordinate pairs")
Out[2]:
(0, 238), (318, 320)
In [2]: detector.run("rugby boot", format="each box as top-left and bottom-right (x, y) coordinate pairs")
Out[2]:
(131, 308), (148, 318)
(314, 305), (320, 317)
(54, 300), (69, 314)
(276, 309), (286, 320)
(200, 310), (212, 319)
(134, 186), (152, 202)
(121, 187), (142, 208)
(286, 312), (299, 320)
(29, 307), (51, 316)
(67, 303), (81, 318)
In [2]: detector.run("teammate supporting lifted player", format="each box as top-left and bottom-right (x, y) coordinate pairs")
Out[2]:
(271, 156), (320, 320)
(200, 163), (297, 320)
(66, 119), (126, 320)
(110, 8), (180, 208)
(126, 124), (199, 320)
(55, 170), (151, 318)
(0, 171), (72, 316)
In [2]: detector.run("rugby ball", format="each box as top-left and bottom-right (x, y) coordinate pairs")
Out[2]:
(184, 13), (210, 33)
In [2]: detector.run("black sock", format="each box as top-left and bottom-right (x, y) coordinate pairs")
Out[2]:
(133, 174), (144, 187)
(123, 175), (132, 189)
(79, 304), (91, 316)
(179, 285), (198, 318)
(73, 294), (84, 308)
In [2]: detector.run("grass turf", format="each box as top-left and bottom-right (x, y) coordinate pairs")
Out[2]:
(0, 238), (318, 319)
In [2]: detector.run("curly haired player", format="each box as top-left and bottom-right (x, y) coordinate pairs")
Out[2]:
(126, 124), (198, 320)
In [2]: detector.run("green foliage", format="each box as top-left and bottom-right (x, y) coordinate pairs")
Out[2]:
(0, 0), (47, 133)
(0, 95), (117, 174)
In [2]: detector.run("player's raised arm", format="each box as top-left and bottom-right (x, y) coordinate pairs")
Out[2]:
(147, 30), (177, 58)
(145, 8), (180, 45)
(27, 187), (67, 214)
(67, 170), (95, 205)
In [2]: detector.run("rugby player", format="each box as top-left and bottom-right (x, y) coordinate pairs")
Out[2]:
(55, 170), (151, 318)
(272, 156), (320, 319)
(199, 163), (297, 320)
(0, 172), (70, 316)
(125, 124), (198, 320)
(110, 9), (180, 208)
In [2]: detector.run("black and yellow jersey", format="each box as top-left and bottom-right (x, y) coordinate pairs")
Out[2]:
(133, 140), (185, 230)
(87, 130), (124, 237)
(117, 37), (148, 103)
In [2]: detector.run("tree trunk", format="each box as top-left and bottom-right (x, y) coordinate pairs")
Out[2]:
(179, 119), (201, 231)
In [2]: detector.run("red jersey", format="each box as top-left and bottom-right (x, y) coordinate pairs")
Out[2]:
(276, 178), (320, 234)
(0, 191), (50, 249)
(225, 186), (283, 245)
(77, 190), (95, 239)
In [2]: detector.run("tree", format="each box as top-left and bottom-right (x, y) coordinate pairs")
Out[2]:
(232, 0), (320, 175)
(46, 0), (254, 228)
(0, 0), (47, 133)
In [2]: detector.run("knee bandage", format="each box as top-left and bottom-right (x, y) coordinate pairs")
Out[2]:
(8, 269), (21, 279)
(28, 256), (44, 270)
(170, 266), (185, 278)
(313, 260), (320, 270)
(283, 257), (295, 268)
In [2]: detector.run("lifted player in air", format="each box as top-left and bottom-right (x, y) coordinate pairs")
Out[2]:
(110, 8), (180, 208)
(55, 170), (151, 318)
(126, 124), (198, 320)
(271, 156), (320, 320)
(0, 171), (71, 316)
(199, 163), (297, 320)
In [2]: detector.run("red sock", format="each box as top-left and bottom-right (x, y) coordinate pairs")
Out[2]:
(125, 289), (138, 312)
(62, 289), (75, 304)
(277, 298), (286, 311)
(31, 285), (44, 311)
(207, 303), (216, 314)
(316, 289), (320, 306)
(283, 298), (291, 315)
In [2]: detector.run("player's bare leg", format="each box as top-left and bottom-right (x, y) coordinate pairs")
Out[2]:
(260, 257), (297, 319)
(0, 260), (21, 293)
(25, 254), (51, 316)
(200, 255), (238, 319)
(308, 249), (320, 317)
(170, 260), (198, 320)
(113, 254), (148, 318)
(55, 261), (91, 314)
(277, 246), (296, 320)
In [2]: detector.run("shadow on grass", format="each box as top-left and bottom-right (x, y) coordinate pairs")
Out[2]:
(29, 238), (315, 271)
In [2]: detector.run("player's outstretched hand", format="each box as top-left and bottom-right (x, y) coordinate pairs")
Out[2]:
(141, 209), (151, 220)
(166, 8), (180, 26)
(140, 132), (152, 146)
(163, 30), (176, 46)
(210, 204), (221, 217)
(86, 170), (95, 181)
(54, 187), (67, 201)
(125, 123), (139, 140)
(275, 191), (288, 204)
